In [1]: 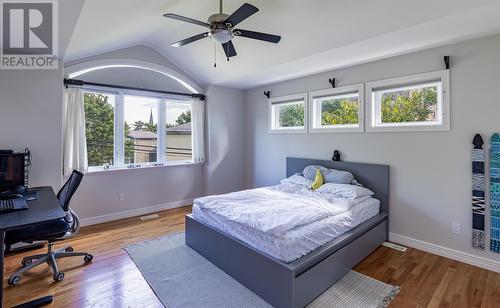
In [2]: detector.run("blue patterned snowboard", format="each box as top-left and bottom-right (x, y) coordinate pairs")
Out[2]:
(472, 134), (485, 250)
(490, 133), (500, 253)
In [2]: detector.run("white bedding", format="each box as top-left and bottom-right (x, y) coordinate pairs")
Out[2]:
(193, 186), (358, 237)
(192, 185), (380, 263)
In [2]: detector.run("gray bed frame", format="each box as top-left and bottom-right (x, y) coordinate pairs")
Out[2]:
(186, 157), (389, 308)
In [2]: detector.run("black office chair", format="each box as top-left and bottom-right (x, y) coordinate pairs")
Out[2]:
(6, 170), (93, 286)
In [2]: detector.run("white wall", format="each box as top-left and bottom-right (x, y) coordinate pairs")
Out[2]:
(0, 63), (64, 190)
(244, 35), (500, 267)
(205, 85), (246, 195)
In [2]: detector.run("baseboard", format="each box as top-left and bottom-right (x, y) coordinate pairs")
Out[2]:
(389, 233), (500, 273)
(80, 199), (194, 227)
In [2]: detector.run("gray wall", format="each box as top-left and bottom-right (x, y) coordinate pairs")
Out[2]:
(0, 62), (64, 190)
(75, 164), (204, 221)
(0, 44), (245, 224)
(205, 86), (246, 195)
(64, 46), (246, 223)
(244, 35), (500, 264)
(0, 0), (86, 196)
(64, 45), (203, 90)
(76, 67), (188, 93)
(64, 46), (205, 222)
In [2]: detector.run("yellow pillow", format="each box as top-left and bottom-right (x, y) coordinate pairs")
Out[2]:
(310, 169), (324, 191)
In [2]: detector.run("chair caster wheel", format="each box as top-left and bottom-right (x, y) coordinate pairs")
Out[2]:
(84, 254), (93, 264)
(65, 247), (74, 252)
(54, 272), (65, 282)
(21, 259), (32, 266)
(8, 275), (21, 286)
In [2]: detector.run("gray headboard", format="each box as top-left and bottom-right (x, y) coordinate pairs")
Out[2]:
(286, 157), (389, 213)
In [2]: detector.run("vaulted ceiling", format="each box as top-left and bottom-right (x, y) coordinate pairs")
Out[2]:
(66, 0), (500, 89)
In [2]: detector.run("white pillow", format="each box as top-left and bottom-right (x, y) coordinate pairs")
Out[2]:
(316, 183), (374, 200)
(280, 174), (313, 187)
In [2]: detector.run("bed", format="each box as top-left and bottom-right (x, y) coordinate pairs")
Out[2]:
(186, 157), (389, 308)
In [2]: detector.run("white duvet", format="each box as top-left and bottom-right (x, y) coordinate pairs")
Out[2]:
(193, 185), (361, 237)
(193, 198), (379, 262)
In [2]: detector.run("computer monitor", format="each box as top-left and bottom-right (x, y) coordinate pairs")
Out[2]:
(0, 153), (26, 193)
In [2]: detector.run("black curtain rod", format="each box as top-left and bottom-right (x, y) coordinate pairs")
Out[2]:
(63, 78), (205, 101)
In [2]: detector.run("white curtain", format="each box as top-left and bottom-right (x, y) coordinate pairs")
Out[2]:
(62, 87), (87, 176)
(191, 98), (205, 163)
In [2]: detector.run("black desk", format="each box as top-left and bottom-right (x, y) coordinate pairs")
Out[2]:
(0, 187), (65, 308)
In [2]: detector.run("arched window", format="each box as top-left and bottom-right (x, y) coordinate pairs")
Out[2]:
(64, 60), (204, 172)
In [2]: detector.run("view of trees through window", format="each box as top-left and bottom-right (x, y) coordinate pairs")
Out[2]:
(379, 85), (438, 124)
(319, 95), (359, 126)
(84, 93), (115, 167)
(270, 75), (444, 132)
(277, 103), (305, 128)
(84, 92), (193, 168)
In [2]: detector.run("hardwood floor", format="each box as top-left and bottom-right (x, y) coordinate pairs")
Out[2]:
(3, 206), (500, 307)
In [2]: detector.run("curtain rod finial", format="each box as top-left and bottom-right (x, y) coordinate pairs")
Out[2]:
(194, 94), (206, 101)
(63, 78), (84, 87)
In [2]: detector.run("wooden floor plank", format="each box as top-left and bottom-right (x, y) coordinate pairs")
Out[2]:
(3, 206), (500, 307)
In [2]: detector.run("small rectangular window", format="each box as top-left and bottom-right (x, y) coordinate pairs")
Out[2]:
(366, 70), (449, 132)
(84, 91), (116, 168)
(165, 101), (192, 162)
(309, 84), (363, 133)
(268, 93), (307, 133)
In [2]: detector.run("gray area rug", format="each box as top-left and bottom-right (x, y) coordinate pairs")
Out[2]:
(124, 233), (399, 308)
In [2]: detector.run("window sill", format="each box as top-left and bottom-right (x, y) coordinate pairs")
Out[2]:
(365, 124), (450, 132)
(268, 128), (307, 134)
(309, 126), (363, 133)
(86, 161), (204, 175)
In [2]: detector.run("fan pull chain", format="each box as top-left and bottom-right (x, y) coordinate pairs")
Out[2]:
(214, 42), (217, 68)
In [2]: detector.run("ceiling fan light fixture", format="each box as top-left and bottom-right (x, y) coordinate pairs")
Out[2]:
(164, 1), (281, 60)
(209, 29), (233, 44)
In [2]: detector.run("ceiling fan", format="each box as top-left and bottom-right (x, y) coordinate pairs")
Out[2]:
(163, 0), (281, 60)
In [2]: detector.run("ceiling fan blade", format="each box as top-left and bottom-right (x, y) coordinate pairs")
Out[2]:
(234, 29), (281, 43)
(163, 13), (212, 28)
(222, 41), (237, 58)
(224, 3), (258, 27)
(171, 32), (209, 47)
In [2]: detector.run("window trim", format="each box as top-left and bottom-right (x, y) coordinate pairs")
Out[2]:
(365, 70), (450, 132)
(268, 92), (308, 134)
(87, 160), (202, 174)
(308, 84), (364, 133)
(83, 88), (194, 171)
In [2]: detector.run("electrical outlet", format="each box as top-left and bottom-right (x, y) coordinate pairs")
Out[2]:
(452, 222), (461, 234)
(119, 193), (125, 202)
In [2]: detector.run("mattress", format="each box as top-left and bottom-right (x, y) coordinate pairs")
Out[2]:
(192, 197), (380, 263)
